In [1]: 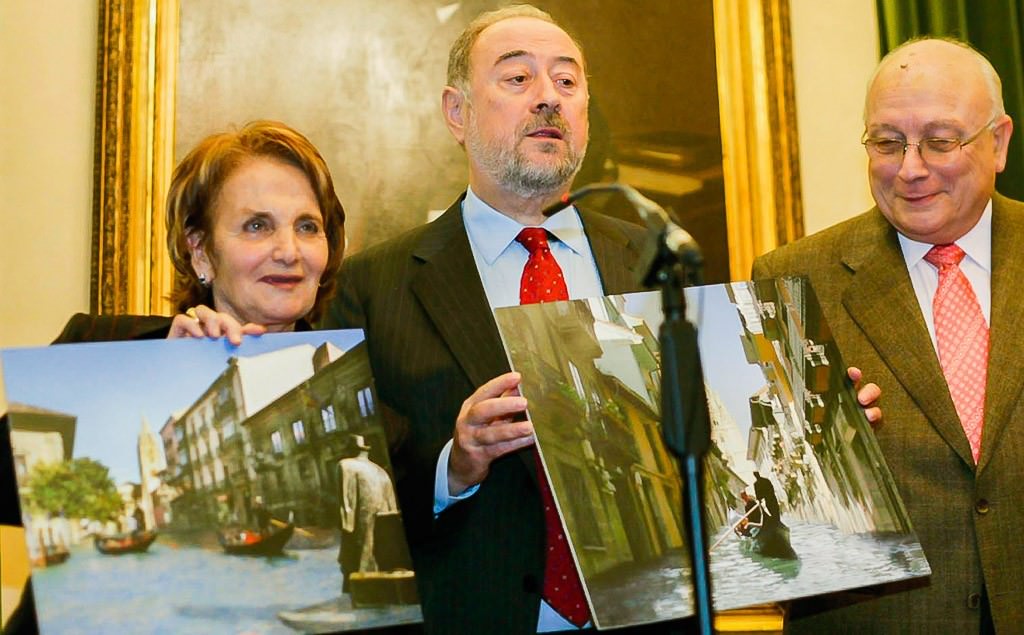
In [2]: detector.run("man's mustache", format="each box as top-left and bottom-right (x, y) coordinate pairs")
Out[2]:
(520, 112), (569, 138)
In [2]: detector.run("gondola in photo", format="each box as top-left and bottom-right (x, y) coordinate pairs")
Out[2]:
(94, 530), (158, 555)
(218, 522), (295, 557)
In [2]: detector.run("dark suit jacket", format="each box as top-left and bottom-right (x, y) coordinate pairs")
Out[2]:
(53, 313), (173, 343)
(752, 193), (1024, 634)
(52, 314), (315, 343)
(323, 197), (668, 634)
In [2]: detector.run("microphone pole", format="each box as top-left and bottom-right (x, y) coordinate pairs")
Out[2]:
(545, 183), (714, 634)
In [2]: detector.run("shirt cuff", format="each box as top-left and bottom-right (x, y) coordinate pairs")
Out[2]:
(433, 438), (480, 515)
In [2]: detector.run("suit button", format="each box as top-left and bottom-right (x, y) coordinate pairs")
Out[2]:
(967, 592), (981, 609)
(975, 499), (990, 515)
(522, 574), (539, 593)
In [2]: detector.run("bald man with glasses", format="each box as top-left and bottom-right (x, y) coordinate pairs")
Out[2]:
(754, 37), (1023, 633)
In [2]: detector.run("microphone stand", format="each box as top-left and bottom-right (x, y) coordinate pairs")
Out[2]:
(544, 183), (713, 634)
(652, 240), (714, 635)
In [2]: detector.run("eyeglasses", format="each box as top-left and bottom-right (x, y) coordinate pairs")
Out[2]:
(862, 116), (998, 165)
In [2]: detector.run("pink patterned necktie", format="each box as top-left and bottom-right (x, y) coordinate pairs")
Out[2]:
(924, 244), (988, 463)
(515, 228), (589, 627)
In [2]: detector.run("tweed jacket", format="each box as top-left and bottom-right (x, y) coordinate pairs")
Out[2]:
(752, 192), (1024, 634)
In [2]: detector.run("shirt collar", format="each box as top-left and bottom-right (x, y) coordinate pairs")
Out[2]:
(462, 186), (589, 265)
(897, 199), (992, 273)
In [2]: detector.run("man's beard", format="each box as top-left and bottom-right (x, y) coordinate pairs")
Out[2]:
(466, 109), (587, 198)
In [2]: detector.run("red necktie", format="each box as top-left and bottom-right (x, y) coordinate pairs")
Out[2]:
(924, 244), (988, 463)
(516, 228), (589, 627)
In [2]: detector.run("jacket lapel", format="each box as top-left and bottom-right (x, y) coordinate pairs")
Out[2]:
(410, 200), (645, 481)
(579, 209), (645, 294)
(409, 197), (511, 390)
(408, 203), (646, 390)
(977, 193), (1024, 471)
(840, 212), (974, 466)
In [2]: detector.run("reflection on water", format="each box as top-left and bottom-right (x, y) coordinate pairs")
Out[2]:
(588, 520), (929, 628)
(32, 538), (341, 635)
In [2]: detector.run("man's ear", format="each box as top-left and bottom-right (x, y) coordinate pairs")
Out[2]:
(992, 114), (1014, 173)
(187, 231), (214, 282)
(442, 86), (468, 146)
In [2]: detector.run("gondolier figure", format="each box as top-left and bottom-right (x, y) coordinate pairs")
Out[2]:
(132, 505), (146, 537)
(252, 496), (272, 537)
(753, 471), (782, 528)
(337, 434), (398, 593)
(741, 472), (798, 560)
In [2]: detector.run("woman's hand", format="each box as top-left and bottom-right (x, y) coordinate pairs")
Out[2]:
(167, 304), (266, 345)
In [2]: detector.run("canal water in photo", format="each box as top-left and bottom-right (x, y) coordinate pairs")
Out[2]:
(31, 535), (341, 634)
(586, 520), (930, 628)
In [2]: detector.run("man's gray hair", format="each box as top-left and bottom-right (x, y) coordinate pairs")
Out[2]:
(864, 36), (1005, 122)
(446, 4), (585, 95)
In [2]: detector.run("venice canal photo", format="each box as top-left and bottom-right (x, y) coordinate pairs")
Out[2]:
(494, 279), (930, 629)
(2, 330), (421, 634)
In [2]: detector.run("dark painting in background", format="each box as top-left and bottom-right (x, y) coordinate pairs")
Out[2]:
(95, 0), (801, 315)
(494, 279), (930, 629)
(1, 331), (420, 634)
(174, 0), (730, 281)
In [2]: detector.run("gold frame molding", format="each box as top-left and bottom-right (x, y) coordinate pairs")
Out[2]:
(92, 0), (177, 315)
(92, 0), (802, 315)
(715, 0), (803, 278)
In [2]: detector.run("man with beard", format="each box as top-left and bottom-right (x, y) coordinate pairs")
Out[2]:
(323, 6), (653, 632)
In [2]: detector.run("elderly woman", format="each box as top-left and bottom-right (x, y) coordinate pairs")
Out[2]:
(55, 121), (344, 343)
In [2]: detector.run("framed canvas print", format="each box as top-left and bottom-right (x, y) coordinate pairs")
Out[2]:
(494, 278), (930, 629)
(1, 330), (421, 634)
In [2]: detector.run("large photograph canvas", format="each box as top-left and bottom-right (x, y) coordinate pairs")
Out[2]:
(494, 278), (931, 629)
(1, 331), (420, 634)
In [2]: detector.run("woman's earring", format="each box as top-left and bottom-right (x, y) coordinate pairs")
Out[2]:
(198, 273), (210, 288)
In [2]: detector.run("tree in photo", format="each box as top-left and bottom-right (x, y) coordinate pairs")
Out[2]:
(23, 458), (123, 522)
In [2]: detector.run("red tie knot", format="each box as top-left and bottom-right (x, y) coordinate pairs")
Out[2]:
(516, 227), (551, 255)
(924, 243), (966, 269)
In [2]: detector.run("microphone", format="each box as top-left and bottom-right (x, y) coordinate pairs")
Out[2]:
(540, 190), (583, 217)
(543, 182), (702, 267)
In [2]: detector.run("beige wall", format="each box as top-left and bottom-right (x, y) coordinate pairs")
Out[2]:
(0, 1), (878, 350)
(0, 0), (96, 348)
(790, 0), (879, 234)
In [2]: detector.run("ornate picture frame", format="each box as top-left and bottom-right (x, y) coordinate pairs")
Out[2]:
(92, 0), (802, 316)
